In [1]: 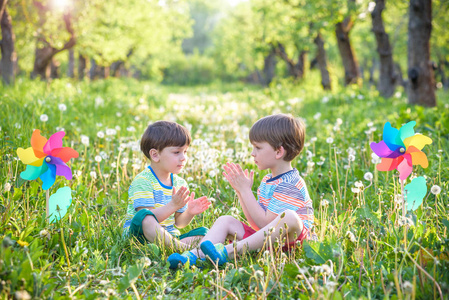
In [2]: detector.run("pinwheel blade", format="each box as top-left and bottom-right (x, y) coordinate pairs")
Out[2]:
(17, 147), (44, 166)
(48, 186), (72, 223)
(376, 157), (400, 171)
(51, 147), (79, 163)
(31, 129), (47, 158)
(47, 156), (73, 180)
(20, 163), (48, 181)
(410, 150), (429, 168)
(397, 121), (416, 144)
(370, 141), (403, 158)
(383, 122), (404, 150)
(43, 131), (65, 155)
(40, 163), (57, 190)
(403, 134), (432, 150)
(397, 158), (413, 181)
(405, 176), (427, 211)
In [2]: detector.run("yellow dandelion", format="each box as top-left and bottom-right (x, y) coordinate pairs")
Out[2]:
(17, 240), (29, 247)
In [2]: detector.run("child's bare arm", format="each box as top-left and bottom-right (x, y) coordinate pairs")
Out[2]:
(136, 186), (190, 223)
(223, 162), (277, 228)
(175, 193), (211, 228)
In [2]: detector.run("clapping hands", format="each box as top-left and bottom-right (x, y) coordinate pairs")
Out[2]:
(222, 162), (254, 193)
(172, 186), (211, 215)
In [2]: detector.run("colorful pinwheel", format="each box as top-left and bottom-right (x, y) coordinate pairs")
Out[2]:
(17, 130), (79, 190)
(370, 121), (432, 180)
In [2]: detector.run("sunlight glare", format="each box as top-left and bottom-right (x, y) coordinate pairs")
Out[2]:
(51, 0), (71, 11)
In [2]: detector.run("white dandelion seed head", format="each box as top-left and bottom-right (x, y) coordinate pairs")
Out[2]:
(431, 185), (441, 195)
(90, 171), (97, 179)
(364, 172), (373, 181)
(80, 135), (89, 146)
(95, 155), (102, 163)
(40, 114), (49, 122)
(326, 137), (334, 144)
(97, 131), (105, 138)
(58, 104), (67, 112)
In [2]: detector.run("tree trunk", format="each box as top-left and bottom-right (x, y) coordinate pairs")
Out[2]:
(89, 58), (97, 80)
(78, 54), (87, 80)
(0, 2), (16, 85)
(394, 63), (406, 88)
(335, 18), (360, 85)
(67, 48), (75, 78)
(31, 7), (76, 80)
(263, 49), (276, 86)
(110, 61), (123, 77)
(50, 58), (60, 79)
(314, 33), (331, 90)
(407, 0), (435, 106)
(371, 0), (397, 97)
(275, 43), (306, 79)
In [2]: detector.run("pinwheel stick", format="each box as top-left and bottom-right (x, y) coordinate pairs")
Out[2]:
(400, 180), (406, 218)
(46, 190), (50, 219)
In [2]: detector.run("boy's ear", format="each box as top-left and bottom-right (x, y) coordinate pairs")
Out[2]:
(149, 149), (160, 162)
(275, 146), (286, 160)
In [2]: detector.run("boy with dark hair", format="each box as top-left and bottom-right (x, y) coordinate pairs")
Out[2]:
(124, 121), (211, 250)
(168, 114), (314, 268)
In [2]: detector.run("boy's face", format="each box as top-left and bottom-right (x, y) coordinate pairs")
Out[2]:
(250, 141), (278, 170)
(155, 145), (189, 174)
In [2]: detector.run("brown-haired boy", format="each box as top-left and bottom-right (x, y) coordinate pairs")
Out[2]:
(124, 121), (211, 250)
(168, 114), (314, 268)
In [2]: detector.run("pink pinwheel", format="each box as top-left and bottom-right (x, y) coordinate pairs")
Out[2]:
(17, 130), (79, 190)
(370, 121), (432, 180)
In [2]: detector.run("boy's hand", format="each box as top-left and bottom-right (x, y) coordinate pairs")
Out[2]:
(222, 162), (254, 193)
(186, 192), (211, 215)
(171, 186), (191, 209)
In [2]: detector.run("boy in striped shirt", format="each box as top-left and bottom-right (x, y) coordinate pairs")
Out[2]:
(168, 114), (314, 268)
(124, 121), (211, 250)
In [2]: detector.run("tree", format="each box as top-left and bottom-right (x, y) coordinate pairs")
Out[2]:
(0, 0), (16, 85)
(407, 0), (436, 106)
(314, 32), (331, 90)
(31, 1), (76, 79)
(335, 0), (360, 85)
(371, 0), (397, 97)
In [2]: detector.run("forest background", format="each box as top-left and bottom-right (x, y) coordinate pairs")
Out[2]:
(1, 0), (448, 299)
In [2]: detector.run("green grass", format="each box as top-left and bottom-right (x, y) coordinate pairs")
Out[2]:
(1, 77), (448, 299)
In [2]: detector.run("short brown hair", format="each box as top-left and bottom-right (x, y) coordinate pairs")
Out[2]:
(249, 114), (305, 161)
(140, 121), (191, 160)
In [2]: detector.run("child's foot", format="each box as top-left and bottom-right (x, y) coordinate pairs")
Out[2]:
(167, 251), (198, 269)
(200, 240), (228, 266)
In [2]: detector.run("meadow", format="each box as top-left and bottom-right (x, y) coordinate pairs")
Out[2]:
(1, 78), (448, 299)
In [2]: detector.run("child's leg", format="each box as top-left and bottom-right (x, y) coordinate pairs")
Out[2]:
(141, 215), (190, 251)
(224, 210), (303, 257)
(186, 215), (245, 258)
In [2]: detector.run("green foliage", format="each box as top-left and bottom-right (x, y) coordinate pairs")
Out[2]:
(0, 78), (448, 298)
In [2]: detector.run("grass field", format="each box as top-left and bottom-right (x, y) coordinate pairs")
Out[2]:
(1, 78), (448, 299)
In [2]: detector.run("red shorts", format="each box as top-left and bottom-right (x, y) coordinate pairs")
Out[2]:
(240, 221), (309, 252)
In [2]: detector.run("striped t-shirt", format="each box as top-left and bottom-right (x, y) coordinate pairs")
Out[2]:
(123, 166), (188, 236)
(257, 169), (314, 230)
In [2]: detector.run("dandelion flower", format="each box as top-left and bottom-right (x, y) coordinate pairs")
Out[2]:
(346, 231), (356, 243)
(320, 199), (330, 207)
(81, 135), (90, 146)
(17, 240), (29, 247)
(326, 137), (334, 144)
(40, 114), (49, 122)
(90, 171), (97, 179)
(430, 185), (441, 195)
(95, 155), (102, 163)
(58, 104), (67, 112)
(3, 182), (11, 192)
(364, 172), (373, 181)
(97, 131), (105, 138)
